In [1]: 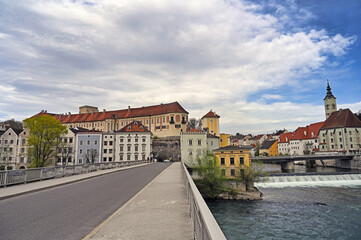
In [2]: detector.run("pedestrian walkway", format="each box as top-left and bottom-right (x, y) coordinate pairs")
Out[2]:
(0, 163), (149, 200)
(84, 162), (194, 240)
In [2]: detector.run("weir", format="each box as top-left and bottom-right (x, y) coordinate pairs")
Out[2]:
(255, 173), (361, 188)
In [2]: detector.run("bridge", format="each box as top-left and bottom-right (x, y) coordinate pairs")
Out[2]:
(251, 154), (357, 171)
(0, 162), (226, 240)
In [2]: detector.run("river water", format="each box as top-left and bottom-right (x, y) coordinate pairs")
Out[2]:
(206, 165), (361, 240)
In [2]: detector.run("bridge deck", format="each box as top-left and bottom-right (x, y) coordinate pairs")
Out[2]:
(85, 162), (193, 240)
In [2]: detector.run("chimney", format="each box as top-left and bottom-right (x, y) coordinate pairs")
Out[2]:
(128, 106), (130, 111)
(103, 109), (106, 112)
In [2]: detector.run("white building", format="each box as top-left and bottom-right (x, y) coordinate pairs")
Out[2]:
(114, 121), (152, 161)
(0, 128), (23, 170)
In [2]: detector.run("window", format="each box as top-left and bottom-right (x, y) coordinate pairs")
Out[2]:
(142, 145), (146, 151)
(120, 145), (124, 151)
(120, 138), (124, 143)
(197, 149), (202, 156)
(127, 145), (131, 151)
(104, 149), (107, 154)
(351, 144), (353, 148)
(231, 169), (235, 176)
(340, 144), (343, 148)
(109, 141), (113, 146)
(21, 148), (25, 153)
(221, 158), (225, 165)
(189, 149), (193, 155)
(142, 138), (146, 142)
(69, 138), (73, 143)
(350, 137), (353, 142)
(109, 149), (113, 154)
(221, 169), (225, 176)
(135, 146), (138, 151)
(79, 159), (83, 164)
(104, 141), (108, 145)
(10, 140), (13, 144)
(20, 157), (24, 163)
(230, 157), (235, 165)
(198, 139), (202, 146)
(80, 149), (83, 154)
(127, 155), (131, 160)
(189, 139), (193, 146)
(95, 140), (98, 145)
(103, 157), (107, 162)
(120, 154), (123, 160)
(128, 138), (131, 142)
(339, 138), (342, 142)
(22, 139), (26, 144)
(87, 140), (90, 145)
(109, 157), (112, 162)
(239, 157), (244, 165)
(135, 138), (138, 142)
(135, 155), (138, 160)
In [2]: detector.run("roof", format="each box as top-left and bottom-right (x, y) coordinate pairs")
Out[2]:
(0, 130), (5, 137)
(31, 102), (188, 124)
(321, 109), (361, 130)
(202, 110), (220, 119)
(278, 121), (324, 142)
(213, 145), (252, 151)
(279, 132), (294, 143)
(207, 133), (219, 139)
(251, 134), (265, 141)
(260, 140), (277, 150)
(186, 128), (204, 133)
(117, 121), (150, 133)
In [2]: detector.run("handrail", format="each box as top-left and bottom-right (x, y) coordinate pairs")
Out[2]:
(181, 162), (226, 240)
(0, 160), (147, 187)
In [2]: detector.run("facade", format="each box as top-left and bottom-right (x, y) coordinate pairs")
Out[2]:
(75, 130), (103, 164)
(319, 109), (361, 153)
(324, 81), (337, 119)
(0, 128), (22, 169)
(56, 127), (76, 165)
(213, 145), (251, 178)
(32, 102), (188, 138)
(180, 128), (220, 166)
(201, 110), (220, 137)
(260, 140), (278, 156)
(114, 121), (152, 161)
(102, 132), (115, 162)
(219, 133), (230, 147)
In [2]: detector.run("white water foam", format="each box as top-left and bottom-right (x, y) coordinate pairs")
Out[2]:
(255, 174), (361, 188)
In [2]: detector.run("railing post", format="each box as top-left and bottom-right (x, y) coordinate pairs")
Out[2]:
(40, 168), (43, 181)
(4, 171), (7, 187)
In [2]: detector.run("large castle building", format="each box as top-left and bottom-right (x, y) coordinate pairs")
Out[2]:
(32, 102), (189, 138)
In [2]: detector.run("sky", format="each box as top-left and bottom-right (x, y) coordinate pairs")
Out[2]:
(0, 0), (360, 135)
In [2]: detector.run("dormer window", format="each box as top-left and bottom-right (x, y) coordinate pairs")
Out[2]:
(128, 126), (131, 129)
(140, 126), (143, 130)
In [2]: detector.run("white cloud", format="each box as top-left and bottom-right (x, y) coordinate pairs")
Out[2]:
(0, 0), (357, 133)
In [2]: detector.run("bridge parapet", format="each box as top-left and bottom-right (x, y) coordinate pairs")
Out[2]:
(251, 154), (354, 163)
(182, 162), (226, 240)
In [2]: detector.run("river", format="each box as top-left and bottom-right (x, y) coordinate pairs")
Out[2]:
(206, 165), (361, 240)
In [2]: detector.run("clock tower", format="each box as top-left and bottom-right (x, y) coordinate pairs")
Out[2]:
(324, 80), (337, 119)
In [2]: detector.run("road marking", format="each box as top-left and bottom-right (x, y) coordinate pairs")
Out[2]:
(82, 163), (172, 240)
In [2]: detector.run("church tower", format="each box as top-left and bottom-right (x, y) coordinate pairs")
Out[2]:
(324, 80), (337, 119)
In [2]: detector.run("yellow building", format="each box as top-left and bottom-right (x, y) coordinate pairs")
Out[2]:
(213, 145), (251, 178)
(260, 140), (278, 156)
(201, 110), (220, 137)
(219, 133), (230, 147)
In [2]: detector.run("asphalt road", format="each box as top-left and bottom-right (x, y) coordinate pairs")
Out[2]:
(0, 163), (170, 240)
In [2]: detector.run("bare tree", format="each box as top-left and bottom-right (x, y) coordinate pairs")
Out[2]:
(83, 148), (99, 164)
(0, 144), (10, 170)
(188, 118), (202, 130)
(56, 141), (75, 166)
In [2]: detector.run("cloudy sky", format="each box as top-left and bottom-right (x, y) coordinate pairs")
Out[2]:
(1, 0), (360, 134)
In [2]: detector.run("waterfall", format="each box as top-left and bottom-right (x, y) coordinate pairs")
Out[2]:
(255, 174), (361, 188)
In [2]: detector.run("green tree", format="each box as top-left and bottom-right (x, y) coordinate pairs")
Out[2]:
(238, 160), (267, 191)
(24, 115), (67, 168)
(192, 151), (225, 198)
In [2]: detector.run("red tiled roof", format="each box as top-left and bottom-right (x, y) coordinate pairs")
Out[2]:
(117, 121), (150, 132)
(321, 109), (361, 130)
(31, 102), (188, 124)
(279, 132), (294, 143)
(202, 110), (220, 118)
(252, 134), (265, 141)
(186, 128), (204, 133)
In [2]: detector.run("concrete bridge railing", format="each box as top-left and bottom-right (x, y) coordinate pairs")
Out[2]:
(181, 162), (226, 240)
(0, 160), (147, 187)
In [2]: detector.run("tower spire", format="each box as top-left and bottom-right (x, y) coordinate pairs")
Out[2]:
(324, 79), (337, 119)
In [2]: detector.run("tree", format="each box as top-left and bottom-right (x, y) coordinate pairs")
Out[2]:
(238, 160), (267, 191)
(83, 148), (99, 163)
(24, 115), (67, 168)
(0, 144), (10, 169)
(355, 110), (361, 121)
(192, 151), (225, 198)
(1, 119), (23, 130)
(188, 118), (202, 130)
(56, 140), (74, 166)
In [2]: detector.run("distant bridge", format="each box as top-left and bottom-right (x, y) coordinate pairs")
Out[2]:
(251, 154), (356, 171)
